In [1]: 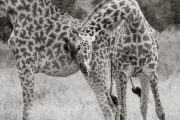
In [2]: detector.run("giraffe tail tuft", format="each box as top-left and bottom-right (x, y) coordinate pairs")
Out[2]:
(132, 87), (141, 98)
(110, 94), (118, 106)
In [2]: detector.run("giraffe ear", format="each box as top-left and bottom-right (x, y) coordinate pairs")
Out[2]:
(64, 27), (79, 53)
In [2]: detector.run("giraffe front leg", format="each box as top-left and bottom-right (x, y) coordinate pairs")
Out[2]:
(84, 73), (117, 120)
(138, 73), (150, 120)
(116, 72), (128, 120)
(17, 60), (36, 120)
(149, 73), (165, 120)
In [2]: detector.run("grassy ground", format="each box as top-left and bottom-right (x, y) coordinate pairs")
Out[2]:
(0, 28), (180, 120)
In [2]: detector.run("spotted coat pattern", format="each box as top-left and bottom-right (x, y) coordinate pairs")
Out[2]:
(67, 0), (165, 120)
(0, 0), (83, 119)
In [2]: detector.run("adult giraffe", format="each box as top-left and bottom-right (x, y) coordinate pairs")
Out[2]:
(0, 0), (81, 119)
(0, 0), (121, 119)
(66, 0), (165, 120)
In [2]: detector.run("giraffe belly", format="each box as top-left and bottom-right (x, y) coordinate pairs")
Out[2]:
(36, 55), (80, 77)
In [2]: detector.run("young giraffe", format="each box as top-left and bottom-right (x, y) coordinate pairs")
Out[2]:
(66, 0), (165, 120)
(0, 0), (120, 119)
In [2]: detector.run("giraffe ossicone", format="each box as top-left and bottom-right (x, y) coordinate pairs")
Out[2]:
(68, 0), (165, 120)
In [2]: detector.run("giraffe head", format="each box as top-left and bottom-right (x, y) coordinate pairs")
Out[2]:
(65, 27), (92, 75)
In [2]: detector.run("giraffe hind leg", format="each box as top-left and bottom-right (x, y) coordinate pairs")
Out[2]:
(109, 74), (118, 107)
(115, 71), (128, 120)
(149, 73), (165, 120)
(142, 66), (165, 120)
(138, 73), (150, 120)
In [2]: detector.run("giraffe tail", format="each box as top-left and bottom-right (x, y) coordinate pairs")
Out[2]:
(130, 77), (141, 98)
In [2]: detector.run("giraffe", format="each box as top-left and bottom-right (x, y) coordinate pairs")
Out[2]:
(0, 0), (120, 119)
(66, 0), (165, 120)
(0, 0), (81, 119)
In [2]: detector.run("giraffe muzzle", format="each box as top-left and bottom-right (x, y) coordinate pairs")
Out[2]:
(80, 62), (91, 76)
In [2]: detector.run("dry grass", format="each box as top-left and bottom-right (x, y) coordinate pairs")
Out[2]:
(0, 67), (180, 120)
(0, 28), (180, 120)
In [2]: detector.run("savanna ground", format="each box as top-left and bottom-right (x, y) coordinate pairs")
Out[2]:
(0, 28), (180, 120)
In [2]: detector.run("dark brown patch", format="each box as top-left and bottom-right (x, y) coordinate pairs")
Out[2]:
(144, 43), (152, 50)
(123, 45), (131, 55)
(57, 32), (67, 40)
(16, 39), (26, 46)
(55, 23), (61, 32)
(28, 41), (34, 52)
(32, 2), (37, 17)
(52, 61), (60, 69)
(49, 32), (57, 40)
(32, 31), (46, 44)
(124, 5), (130, 13)
(20, 29), (30, 39)
(139, 24), (145, 34)
(52, 43), (63, 57)
(133, 34), (137, 43)
(139, 58), (146, 66)
(138, 35), (141, 43)
(17, 0), (30, 12)
(143, 34), (150, 41)
(46, 49), (54, 59)
(111, 3), (118, 9)
(44, 19), (55, 34)
(131, 44), (137, 55)
(7, 7), (18, 15)
(124, 36), (131, 44)
(26, 24), (34, 36)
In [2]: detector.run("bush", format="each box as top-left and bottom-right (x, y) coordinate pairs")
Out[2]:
(157, 27), (180, 79)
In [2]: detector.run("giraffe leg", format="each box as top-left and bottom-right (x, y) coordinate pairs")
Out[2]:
(143, 66), (165, 120)
(84, 75), (117, 120)
(110, 70), (118, 107)
(138, 73), (150, 120)
(115, 72), (128, 120)
(17, 59), (36, 120)
(149, 73), (165, 120)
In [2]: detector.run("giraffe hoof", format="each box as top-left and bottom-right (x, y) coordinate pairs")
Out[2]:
(132, 87), (141, 98)
(160, 113), (165, 120)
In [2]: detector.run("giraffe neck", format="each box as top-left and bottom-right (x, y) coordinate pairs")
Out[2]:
(82, 0), (142, 42)
(79, 0), (148, 66)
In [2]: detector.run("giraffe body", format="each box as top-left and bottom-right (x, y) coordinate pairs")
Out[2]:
(1, 0), (82, 119)
(67, 0), (165, 120)
(4, 0), (81, 77)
